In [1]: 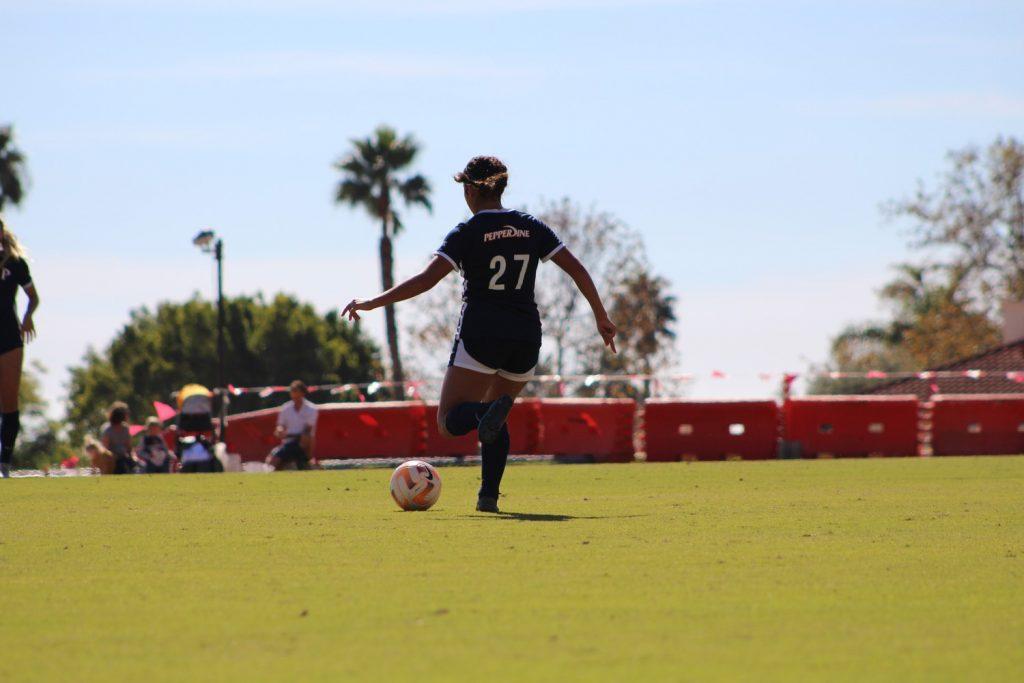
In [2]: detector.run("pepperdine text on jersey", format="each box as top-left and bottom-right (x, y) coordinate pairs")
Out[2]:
(483, 227), (531, 242)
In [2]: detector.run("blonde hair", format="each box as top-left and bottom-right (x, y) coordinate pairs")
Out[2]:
(0, 216), (26, 267)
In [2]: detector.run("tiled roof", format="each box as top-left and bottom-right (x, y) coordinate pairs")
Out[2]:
(868, 338), (1024, 399)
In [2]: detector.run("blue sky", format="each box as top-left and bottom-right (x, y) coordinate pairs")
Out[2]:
(3, 0), (1022, 413)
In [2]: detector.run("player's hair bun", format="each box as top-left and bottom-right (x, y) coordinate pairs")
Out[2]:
(454, 156), (508, 196)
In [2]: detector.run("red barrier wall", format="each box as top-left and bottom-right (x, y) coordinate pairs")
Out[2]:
(510, 398), (544, 455)
(784, 395), (919, 458)
(227, 401), (427, 461)
(643, 399), (779, 461)
(931, 394), (1024, 456)
(225, 408), (278, 462)
(535, 399), (635, 462)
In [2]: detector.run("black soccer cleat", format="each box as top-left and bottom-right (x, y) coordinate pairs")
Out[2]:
(478, 394), (513, 445)
(476, 496), (500, 513)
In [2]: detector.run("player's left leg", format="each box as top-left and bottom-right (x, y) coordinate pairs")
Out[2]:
(0, 347), (23, 478)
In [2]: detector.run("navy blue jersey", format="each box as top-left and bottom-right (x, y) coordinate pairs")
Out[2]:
(0, 258), (31, 325)
(435, 209), (563, 343)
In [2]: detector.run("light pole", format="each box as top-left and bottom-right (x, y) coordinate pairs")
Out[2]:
(193, 229), (227, 442)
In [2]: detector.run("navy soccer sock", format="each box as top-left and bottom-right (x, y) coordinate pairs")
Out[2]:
(479, 424), (510, 499)
(443, 401), (490, 437)
(0, 410), (20, 466)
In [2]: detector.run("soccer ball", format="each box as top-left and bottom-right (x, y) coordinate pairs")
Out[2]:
(390, 460), (442, 511)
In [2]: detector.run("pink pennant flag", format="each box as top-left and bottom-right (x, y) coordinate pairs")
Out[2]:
(929, 383), (940, 395)
(153, 401), (177, 423)
(711, 370), (727, 379)
(1008, 372), (1024, 383)
(866, 371), (888, 379)
(129, 424), (145, 437)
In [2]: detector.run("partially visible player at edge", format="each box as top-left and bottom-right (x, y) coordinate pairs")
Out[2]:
(0, 217), (40, 479)
(342, 156), (616, 512)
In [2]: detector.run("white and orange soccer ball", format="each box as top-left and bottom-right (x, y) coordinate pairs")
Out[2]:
(389, 460), (442, 511)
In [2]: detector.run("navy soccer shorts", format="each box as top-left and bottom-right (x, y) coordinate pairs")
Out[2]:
(448, 335), (540, 382)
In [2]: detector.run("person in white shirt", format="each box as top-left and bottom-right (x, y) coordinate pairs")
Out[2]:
(266, 380), (318, 471)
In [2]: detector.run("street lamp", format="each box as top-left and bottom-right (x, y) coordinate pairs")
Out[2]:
(193, 229), (226, 442)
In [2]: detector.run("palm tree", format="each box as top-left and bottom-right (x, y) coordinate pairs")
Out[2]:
(605, 271), (677, 374)
(334, 125), (432, 387)
(0, 126), (28, 211)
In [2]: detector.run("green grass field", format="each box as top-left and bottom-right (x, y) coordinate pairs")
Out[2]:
(2, 457), (1022, 682)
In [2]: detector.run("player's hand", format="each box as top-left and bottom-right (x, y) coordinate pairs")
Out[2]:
(597, 316), (617, 353)
(342, 299), (373, 321)
(20, 315), (36, 343)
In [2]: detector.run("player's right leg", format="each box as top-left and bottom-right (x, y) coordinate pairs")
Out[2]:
(437, 364), (497, 438)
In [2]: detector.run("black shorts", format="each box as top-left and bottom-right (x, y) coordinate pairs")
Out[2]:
(0, 326), (22, 355)
(448, 335), (540, 381)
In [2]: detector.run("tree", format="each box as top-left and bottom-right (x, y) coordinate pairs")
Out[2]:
(533, 199), (647, 377)
(334, 125), (432, 387)
(10, 362), (76, 469)
(0, 125), (28, 211)
(66, 294), (381, 441)
(406, 198), (677, 390)
(810, 262), (1000, 394)
(810, 139), (1020, 393)
(590, 271), (677, 375)
(878, 263), (999, 368)
(885, 136), (1024, 315)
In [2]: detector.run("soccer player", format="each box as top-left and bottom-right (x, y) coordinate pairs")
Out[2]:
(342, 156), (616, 512)
(0, 218), (39, 479)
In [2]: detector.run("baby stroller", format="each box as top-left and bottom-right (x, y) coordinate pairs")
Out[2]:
(175, 384), (223, 473)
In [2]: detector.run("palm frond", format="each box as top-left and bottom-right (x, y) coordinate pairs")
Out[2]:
(335, 179), (374, 207)
(397, 174), (433, 213)
(383, 136), (418, 170)
(0, 125), (28, 210)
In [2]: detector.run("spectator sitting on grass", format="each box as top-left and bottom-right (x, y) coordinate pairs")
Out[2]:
(266, 380), (317, 471)
(135, 416), (176, 474)
(101, 402), (136, 474)
(83, 436), (114, 474)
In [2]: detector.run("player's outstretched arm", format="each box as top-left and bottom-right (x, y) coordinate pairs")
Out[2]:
(342, 255), (454, 321)
(550, 247), (617, 353)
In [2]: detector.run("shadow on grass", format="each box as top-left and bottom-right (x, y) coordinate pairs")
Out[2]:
(438, 512), (650, 523)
